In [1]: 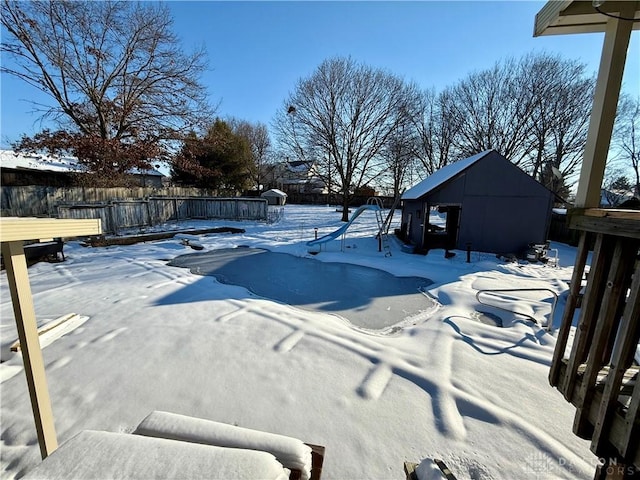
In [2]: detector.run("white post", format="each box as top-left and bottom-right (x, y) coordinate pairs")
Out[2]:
(574, 5), (634, 208)
(1, 241), (58, 458)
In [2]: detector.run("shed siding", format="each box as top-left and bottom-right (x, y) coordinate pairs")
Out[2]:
(457, 195), (552, 253)
(425, 174), (466, 204)
(464, 153), (551, 198)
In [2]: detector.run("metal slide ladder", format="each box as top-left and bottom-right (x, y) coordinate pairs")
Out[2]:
(367, 197), (392, 257)
(381, 189), (404, 235)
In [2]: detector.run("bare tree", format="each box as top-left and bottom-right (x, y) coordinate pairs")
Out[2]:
(440, 53), (593, 198)
(1, 0), (212, 184)
(613, 95), (640, 196)
(375, 82), (421, 198)
(380, 121), (417, 199)
(410, 87), (460, 177)
(229, 119), (272, 193)
(521, 53), (594, 196)
(273, 57), (411, 220)
(449, 58), (536, 165)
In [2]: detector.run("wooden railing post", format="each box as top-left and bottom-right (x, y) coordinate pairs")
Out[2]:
(549, 231), (589, 387)
(591, 257), (640, 457)
(549, 209), (640, 469)
(573, 238), (636, 437)
(561, 233), (613, 401)
(1, 241), (58, 459)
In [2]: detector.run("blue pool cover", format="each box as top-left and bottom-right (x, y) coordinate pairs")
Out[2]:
(169, 248), (436, 331)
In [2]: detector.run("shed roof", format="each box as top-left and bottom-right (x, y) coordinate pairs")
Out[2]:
(261, 188), (287, 197)
(401, 150), (493, 201)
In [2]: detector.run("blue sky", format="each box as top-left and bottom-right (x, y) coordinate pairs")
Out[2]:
(1, 1), (638, 149)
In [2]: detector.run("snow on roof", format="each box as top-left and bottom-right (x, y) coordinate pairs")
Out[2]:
(600, 188), (635, 207)
(129, 167), (164, 177)
(402, 150), (493, 200)
(282, 179), (308, 185)
(0, 149), (164, 176)
(0, 149), (85, 173)
(261, 188), (287, 197)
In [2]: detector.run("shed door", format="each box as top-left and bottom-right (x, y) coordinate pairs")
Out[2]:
(422, 205), (460, 251)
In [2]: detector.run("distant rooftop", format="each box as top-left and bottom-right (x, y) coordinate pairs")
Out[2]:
(286, 160), (313, 173)
(0, 149), (164, 177)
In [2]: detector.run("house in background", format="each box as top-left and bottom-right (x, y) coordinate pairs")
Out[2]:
(0, 150), (165, 188)
(1, 150), (75, 187)
(600, 188), (636, 208)
(261, 188), (287, 206)
(264, 160), (326, 195)
(400, 149), (554, 255)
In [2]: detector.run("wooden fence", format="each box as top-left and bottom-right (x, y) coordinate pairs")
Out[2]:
(56, 197), (268, 234)
(548, 210), (582, 246)
(1, 186), (268, 234)
(0, 185), (217, 217)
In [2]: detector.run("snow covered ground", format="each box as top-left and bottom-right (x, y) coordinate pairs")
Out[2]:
(1, 204), (597, 479)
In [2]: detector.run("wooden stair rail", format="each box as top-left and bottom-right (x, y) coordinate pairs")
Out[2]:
(548, 208), (640, 471)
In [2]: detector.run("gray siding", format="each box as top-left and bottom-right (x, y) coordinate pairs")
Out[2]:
(457, 195), (552, 253)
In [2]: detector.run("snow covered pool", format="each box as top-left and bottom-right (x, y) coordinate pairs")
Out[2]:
(169, 247), (436, 332)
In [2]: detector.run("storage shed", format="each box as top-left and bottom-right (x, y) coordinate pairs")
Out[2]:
(261, 188), (287, 206)
(400, 150), (554, 255)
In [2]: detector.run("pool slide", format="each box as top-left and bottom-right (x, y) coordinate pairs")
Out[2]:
(306, 204), (380, 247)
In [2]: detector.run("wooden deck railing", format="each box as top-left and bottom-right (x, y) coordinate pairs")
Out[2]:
(549, 208), (640, 471)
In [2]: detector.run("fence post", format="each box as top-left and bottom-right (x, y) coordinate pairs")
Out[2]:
(145, 200), (152, 228)
(108, 202), (117, 235)
(45, 187), (52, 217)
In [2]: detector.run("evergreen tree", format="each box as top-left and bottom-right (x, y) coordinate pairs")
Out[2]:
(172, 119), (253, 194)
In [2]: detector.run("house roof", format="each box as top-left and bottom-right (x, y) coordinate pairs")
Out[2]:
(534, 1), (640, 36)
(0, 149), (83, 173)
(401, 150), (493, 201)
(0, 150), (164, 177)
(287, 160), (313, 173)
